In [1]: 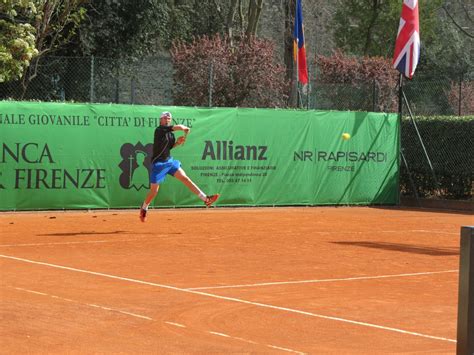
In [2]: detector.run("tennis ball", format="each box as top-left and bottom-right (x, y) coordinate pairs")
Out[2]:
(342, 133), (351, 140)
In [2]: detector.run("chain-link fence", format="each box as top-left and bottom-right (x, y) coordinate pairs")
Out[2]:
(305, 74), (474, 116)
(1, 55), (473, 115)
(400, 114), (473, 201)
(1, 55), (473, 201)
(0, 55), (174, 105)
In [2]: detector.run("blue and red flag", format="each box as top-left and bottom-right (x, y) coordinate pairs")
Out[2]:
(392, 0), (420, 79)
(293, 0), (308, 85)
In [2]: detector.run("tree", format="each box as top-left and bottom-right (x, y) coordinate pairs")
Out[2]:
(246, 0), (264, 37)
(333, 0), (443, 58)
(441, 0), (473, 40)
(422, 0), (473, 80)
(0, 1), (38, 82)
(71, 0), (227, 57)
(16, 0), (87, 97)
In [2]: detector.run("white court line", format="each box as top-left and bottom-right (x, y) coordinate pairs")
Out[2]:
(0, 239), (144, 248)
(7, 284), (303, 352)
(0, 254), (456, 344)
(233, 336), (258, 344)
(207, 332), (304, 354)
(209, 331), (231, 338)
(6, 285), (153, 320)
(187, 270), (458, 290)
(165, 321), (186, 328)
(267, 344), (305, 354)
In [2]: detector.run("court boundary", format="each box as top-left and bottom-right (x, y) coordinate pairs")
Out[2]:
(0, 253), (457, 344)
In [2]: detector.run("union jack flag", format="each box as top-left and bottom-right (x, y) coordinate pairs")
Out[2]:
(392, 0), (420, 79)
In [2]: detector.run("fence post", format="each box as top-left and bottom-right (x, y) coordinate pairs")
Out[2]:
(457, 226), (474, 355)
(458, 73), (463, 116)
(372, 79), (377, 112)
(115, 79), (119, 104)
(115, 62), (119, 103)
(208, 61), (214, 107)
(89, 55), (95, 102)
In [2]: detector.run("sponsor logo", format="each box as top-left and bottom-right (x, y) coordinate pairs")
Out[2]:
(1, 142), (106, 189)
(118, 142), (153, 190)
(294, 150), (387, 162)
(202, 140), (268, 161)
(294, 149), (388, 172)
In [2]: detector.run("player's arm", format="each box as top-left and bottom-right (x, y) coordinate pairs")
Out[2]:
(173, 136), (186, 148)
(172, 125), (190, 148)
(172, 125), (190, 134)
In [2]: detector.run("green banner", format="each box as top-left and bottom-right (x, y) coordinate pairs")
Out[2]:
(0, 101), (399, 210)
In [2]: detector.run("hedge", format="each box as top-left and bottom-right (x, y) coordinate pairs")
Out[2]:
(400, 115), (473, 200)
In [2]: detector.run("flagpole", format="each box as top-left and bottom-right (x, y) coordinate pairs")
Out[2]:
(306, 64), (310, 110)
(295, 0), (299, 109)
(398, 74), (403, 116)
(398, 73), (420, 207)
(295, 46), (299, 109)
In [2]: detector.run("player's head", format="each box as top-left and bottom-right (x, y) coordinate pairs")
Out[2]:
(160, 111), (172, 126)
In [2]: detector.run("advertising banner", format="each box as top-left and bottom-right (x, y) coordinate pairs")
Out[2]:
(0, 101), (399, 210)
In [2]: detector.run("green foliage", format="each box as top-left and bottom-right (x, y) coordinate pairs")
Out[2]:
(171, 35), (289, 108)
(421, 1), (473, 80)
(333, 0), (443, 58)
(400, 115), (474, 199)
(0, 0), (87, 86)
(0, 1), (38, 82)
(33, 0), (87, 55)
(74, 0), (227, 58)
(189, 0), (227, 38)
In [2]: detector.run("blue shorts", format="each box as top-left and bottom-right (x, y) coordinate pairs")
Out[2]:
(150, 158), (181, 184)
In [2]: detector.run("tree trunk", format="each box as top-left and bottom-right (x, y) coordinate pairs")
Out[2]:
(226, 0), (239, 40)
(363, 0), (381, 55)
(245, 0), (263, 37)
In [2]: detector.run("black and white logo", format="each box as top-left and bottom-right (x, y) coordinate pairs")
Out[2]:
(118, 142), (153, 190)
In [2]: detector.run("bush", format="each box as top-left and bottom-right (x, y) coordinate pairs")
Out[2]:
(171, 35), (289, 108)
(400, 115), (474, 199)
(315, 50), (398, 112)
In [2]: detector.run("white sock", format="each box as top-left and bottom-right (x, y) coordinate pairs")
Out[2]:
(198, 192), (207, 202)
(141, 202), (150, 210)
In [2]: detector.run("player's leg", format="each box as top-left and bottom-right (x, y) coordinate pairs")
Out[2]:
(173, 168), (219, 207)
(140, 183), (160, 222)
(143, 183), (160, 207)
(140, 160), (167, 222)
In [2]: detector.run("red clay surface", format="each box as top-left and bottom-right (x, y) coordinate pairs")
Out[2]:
(0, 206), (471, 353)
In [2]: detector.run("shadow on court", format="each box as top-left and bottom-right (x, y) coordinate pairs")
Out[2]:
(36, 231), (130, 237)
(332, 241), (458, 256)
(36, 231), (183, 237)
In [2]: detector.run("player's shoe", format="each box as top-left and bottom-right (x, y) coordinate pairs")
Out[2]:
(204, 194), (220, 207)
(139, 208), (147, 222)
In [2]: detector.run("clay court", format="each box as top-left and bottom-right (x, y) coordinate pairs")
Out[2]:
(0, 206), (470, 353)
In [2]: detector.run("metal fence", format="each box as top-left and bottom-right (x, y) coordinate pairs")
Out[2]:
(0, 56), (174, 105)
(1, 55), (472, 202)
(1, 55), (473, 116)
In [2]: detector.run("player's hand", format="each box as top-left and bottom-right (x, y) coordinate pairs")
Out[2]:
(177, 136), (186, 145)
(183, 127), (190, 135)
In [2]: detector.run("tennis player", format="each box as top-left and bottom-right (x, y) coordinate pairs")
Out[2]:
(139, 111), (219, 222)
